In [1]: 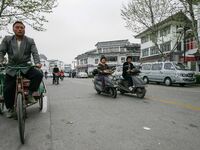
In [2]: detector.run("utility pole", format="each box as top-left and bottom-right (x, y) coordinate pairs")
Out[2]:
(198, 3), (200, 53)
(183, 28), (186, 64)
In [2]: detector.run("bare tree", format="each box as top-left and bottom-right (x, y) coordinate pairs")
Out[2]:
(0, 0), (57, 32)
(121, 0), (181, 59)
(179, 0), (200, 53)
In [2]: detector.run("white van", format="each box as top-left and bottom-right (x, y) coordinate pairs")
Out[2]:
(140, 61), (196, 86)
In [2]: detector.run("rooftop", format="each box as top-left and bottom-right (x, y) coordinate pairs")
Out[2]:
(95, 39), (130, 48)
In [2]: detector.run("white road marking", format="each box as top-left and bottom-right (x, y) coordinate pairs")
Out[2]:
(143, 127), (151, 131)
(42, 96), (48, 113)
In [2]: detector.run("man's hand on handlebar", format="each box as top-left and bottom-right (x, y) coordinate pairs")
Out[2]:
(35, 63), (42, 68)
(103, 69), (113, 74)
(127, 69), (136, 73)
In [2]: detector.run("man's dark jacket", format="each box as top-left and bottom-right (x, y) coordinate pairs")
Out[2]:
(53, 67), (59, 73)
(122, 62), (135, 77)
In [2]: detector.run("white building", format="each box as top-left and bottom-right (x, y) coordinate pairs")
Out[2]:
(75, 39), (140, 75)
(135, 12), (200, 72)
(39, 54), (49, 73)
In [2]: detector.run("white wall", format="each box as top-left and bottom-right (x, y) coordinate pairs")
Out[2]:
(140, 25), (179, 59)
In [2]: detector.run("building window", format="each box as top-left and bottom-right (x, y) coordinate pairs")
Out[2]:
(121, 57), (125, 63)
(186, 37), (197, 51)
(80, 59), (83, 65)
(95, 59), (99, 64)
(97, 48), (102, 53)
(107, 56), (117, 62)
(160, 26), (170, 37)
(141, 36), (149, 43)
(120, 48), (126, 52)
(142, 48), (149, 57)
(103, 47), (119, 53)
(160, 41), (171, 52)
(150, 46), (159, 55)
(83, 59), (88, 64)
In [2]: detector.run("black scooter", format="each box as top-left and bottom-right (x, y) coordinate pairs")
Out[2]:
(117, 69), (146, 98)
(93, 68), (118, 98)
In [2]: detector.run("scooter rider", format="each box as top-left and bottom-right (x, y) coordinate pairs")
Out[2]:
(122, 56), (135, 91)
(52, 65), (59, 83)
(97, 56), (110, 89)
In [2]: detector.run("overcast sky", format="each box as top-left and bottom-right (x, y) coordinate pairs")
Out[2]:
(2, 0), (140, 64)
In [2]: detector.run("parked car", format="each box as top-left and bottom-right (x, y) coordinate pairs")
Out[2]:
(77, 72), (88, 78)
(47, 73), (53, 78)
(64, 72), (70, 77)
(140, 61), (196, 86)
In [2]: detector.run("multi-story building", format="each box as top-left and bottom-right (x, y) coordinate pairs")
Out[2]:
(75, 39), (140, 75)
(135, 11), (199, 72)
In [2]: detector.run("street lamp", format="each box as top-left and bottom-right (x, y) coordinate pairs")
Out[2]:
(177, 27), (193, 64)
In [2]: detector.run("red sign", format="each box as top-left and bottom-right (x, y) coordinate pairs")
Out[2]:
(181, 56), (196, 62)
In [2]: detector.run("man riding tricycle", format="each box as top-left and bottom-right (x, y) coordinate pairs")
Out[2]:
(0, 21), (46, 144)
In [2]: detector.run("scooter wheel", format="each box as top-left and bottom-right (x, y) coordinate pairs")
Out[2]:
(96, 89), (101, 94)
(136, 88), (146, 99)
(119, 90), (125, 95)
(109, 88), (117, 98)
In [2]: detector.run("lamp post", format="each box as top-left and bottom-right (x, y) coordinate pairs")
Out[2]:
(177, 27), (193, 64)
(183, 28), (186, 64)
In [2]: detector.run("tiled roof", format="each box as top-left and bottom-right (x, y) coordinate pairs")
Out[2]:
(95, 39), (129, 48)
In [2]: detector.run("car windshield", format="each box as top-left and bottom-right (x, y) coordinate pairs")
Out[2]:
(174, 63), (190, 70)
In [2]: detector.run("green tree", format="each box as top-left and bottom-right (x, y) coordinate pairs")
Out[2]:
(179, 0), (200, 53)
(0, 0), (57, 32)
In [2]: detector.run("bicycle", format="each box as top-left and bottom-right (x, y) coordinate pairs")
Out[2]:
(1, 65), (46, 144)
(53, 72), (59, 85)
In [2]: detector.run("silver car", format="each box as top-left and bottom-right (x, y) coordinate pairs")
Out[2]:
(140, 61), (196, 86)
(77, 72), (88, 78)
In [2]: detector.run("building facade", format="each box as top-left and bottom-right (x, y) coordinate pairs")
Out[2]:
(75, 39), (140, 75)
(135, 12), (200, 72)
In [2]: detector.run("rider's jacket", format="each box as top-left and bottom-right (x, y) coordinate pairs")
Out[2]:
(122, 62), (135, 77)
(53, 67), (59, 73)
(97, 63), (109, 75)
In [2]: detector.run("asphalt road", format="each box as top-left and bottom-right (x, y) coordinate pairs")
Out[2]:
(0, 78), (200, 150)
